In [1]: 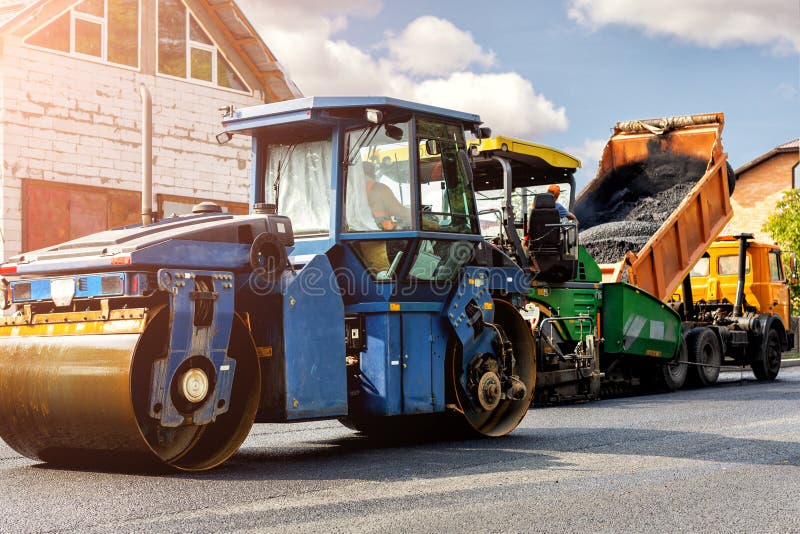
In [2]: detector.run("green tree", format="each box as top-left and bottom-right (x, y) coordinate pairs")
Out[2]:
(763, 188), (800, 310)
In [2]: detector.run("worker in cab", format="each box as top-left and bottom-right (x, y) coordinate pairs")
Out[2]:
(545, 184), (577, 221)
(364, 161), (411, 230)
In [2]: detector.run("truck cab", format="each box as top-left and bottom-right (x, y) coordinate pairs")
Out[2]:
(678, 236), (794, 345)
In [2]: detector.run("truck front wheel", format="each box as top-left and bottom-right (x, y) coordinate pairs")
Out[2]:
(751, 328), (781, 381)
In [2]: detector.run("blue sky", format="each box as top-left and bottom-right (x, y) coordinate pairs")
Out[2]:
(239, 0), (799, 191)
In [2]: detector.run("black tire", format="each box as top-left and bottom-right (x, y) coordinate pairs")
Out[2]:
(726, 161), (736, 195)
(686, 327), (721, 387)
(448, 299), (536, 437)
(750, 328), (781, 381)
(249, 232), (287, 283)
(658, 338), (688, 391)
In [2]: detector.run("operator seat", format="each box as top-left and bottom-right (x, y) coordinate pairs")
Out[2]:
(527, 193), (577, 282)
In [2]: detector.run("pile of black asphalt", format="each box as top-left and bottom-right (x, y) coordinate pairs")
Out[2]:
(574, 154), (707, 264)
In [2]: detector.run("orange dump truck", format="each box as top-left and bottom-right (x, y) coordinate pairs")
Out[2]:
(673, 236), (795, 377)
(575, 113), (734, 301)
(575, 113), (791, 385)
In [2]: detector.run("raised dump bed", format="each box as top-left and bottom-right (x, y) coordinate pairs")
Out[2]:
(574, 113), (734, 301)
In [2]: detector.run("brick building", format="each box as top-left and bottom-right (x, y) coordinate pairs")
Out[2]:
(0, 0), (300, 259)
(723, 138), (800, 242)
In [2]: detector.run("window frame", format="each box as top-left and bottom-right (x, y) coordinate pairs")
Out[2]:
(768, 250), (784, 282)
(717, 254), (751, 276)
(72, 7), (105, 59)
(341, 119), (414, 234)
(155, 0), (252, 95)
(23, 0), (142, 71)
(689, 256), (710, 277)
(415, 117), (479, 235)
(262, 134), (335, 237)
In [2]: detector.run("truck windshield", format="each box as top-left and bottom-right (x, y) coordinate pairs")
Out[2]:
(264, 137), (333, 236)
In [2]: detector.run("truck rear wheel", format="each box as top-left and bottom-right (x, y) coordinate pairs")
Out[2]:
(686, 327), (720, 387)
(658, 338), (688, 391)
(750, 328), (781, 381)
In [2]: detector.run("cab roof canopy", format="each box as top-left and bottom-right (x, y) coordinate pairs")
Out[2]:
(221, 96), (484, 136)
(469, 136), (581, 191)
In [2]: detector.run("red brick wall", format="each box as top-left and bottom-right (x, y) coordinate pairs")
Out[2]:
(723, 151), (799, 242)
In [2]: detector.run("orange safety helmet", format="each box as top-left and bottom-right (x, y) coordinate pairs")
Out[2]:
(547, 184), (560, 196)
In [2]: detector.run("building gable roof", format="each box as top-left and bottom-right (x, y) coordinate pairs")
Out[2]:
(192, 0), (301, 101)
(736, 138), (799, 175)
(0, 0), (37, 27)
(0, 0), (301, 102)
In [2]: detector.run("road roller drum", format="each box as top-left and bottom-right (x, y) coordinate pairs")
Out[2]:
(0, 306), (260, 471)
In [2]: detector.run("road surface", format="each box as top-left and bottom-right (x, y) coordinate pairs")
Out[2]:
(1, 367), (798, 532)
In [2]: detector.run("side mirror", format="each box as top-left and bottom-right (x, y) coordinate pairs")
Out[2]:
(425, 139), (441, 156)
(477, 126), (492, 139)
(790, 252), (798, 284)
(457, 149), (474, 184)
(384, 124), (403, 141)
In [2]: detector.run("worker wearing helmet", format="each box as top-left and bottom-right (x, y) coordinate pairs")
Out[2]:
(546, 184), (577, 221)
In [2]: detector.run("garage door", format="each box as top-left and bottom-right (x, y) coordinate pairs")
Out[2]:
(23, 180), (142, 251)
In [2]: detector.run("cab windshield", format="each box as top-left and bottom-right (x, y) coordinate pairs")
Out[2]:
(342, 117), (478, 234)
(343, 120), (412, 232)
(417, 118), (477, 234)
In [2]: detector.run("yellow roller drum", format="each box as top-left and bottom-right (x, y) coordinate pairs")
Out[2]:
(0, 309), (260, 471)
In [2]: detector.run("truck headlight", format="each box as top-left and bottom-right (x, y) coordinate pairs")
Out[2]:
(51, 278), (76, 307)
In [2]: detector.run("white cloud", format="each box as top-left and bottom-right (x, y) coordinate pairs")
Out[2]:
(413, 72), (567, 138)
(236, 1), (568, 138)
(242, 0), (382, 32)
(568, 0), (800, 54)
(775, 82), (800, 102)
(386, 16), (495, 76)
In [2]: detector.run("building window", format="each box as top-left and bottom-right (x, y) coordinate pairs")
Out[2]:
(157, 0), (249, 92)
(24, 0), (140, 68)
(793, 162), (799, 189)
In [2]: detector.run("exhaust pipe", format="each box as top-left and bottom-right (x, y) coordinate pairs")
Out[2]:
(732, 233), (753, 317)
(139, 84), (154, 226)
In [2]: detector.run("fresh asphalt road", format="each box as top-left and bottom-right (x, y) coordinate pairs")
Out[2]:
(1, 366), (799, 533)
